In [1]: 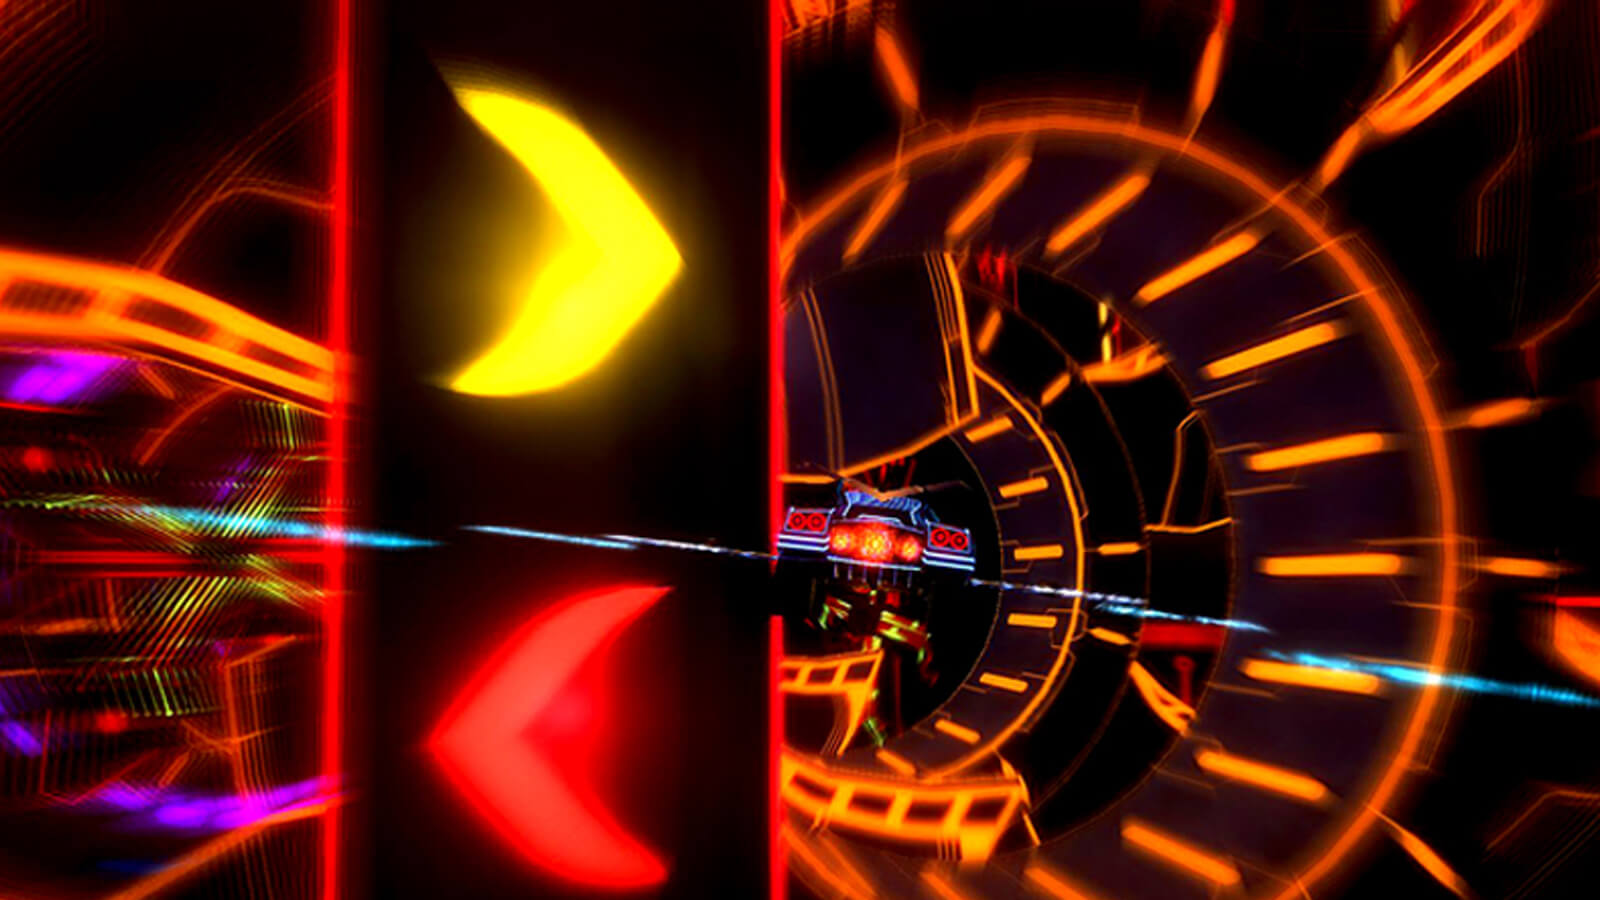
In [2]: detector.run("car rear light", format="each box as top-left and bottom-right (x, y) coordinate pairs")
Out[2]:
(858, 526), (894, 562)
(787, 510), (828, 532)
(896, 535), (922, 562)
(829, 526), (858, 554)
(828, 523), (908, 564)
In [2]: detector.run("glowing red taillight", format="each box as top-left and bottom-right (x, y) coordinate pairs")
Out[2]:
(896, 535), (922, 562)
(829, 526), (858, 554)
(859, 526), (894, 562)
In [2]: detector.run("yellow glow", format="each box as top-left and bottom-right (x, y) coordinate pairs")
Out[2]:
(447, 85), (680, 395)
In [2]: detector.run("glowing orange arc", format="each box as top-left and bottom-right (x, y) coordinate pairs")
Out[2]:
(430, 585), (671, 888)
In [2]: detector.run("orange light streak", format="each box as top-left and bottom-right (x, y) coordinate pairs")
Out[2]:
(1008, 613), (1057, 629)
(921, 870), (975, 900)
(1258, 553), (1411, 577)
(934, 718), (981, 744)
(1187, 15), (1229, 133)
(1080, 344), (1167, 383)
(1367, 0), (1546, 136)
(1097, 542), (1142, 556)
(842, 177), (907, 262)
(1040, 370), (1073, 405)
(1454, 397), (1539, 429)
(1552, 611), (1600, 688)
(1044, 172), (1151, 258)
(1121, 820), (1241, 886)
(962, 415), (1012, 442)
(1241, 658), (1383, 695)
(876, 748), (916, 776)
(975, 307), (1002, 353)
(1134, 231), (1260, 304)
(1201, 321), (1348, 380)
(1195, 749), (1329, 803)
(946, 153), (1030, 240)
(1013, 544), (1064, 562)
(998, 476), (1049, 498)
(1377, 812), (1473, 898)
(979, 672), (1029, 693)
(1477, 556), (1566, 579)
(1024, 863), (1098, 900)
(873, 26), (919, 111)
(1245, 432), (1393, 471)
(0, 249), (332, 369)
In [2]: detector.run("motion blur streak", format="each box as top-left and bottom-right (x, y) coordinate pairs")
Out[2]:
(1316, 0), (1546, 187)
(0, 247), (335, 403)
(37, 501), (438, 548)
(431, 586), (671, 887)
(445, 84), (681, 395)
(1133, 231), (1260, 304)
(1264, 650), (1600, 708)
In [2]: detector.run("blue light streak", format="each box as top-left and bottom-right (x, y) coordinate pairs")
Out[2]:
(1264, 650), (1600, 709)
(126, 505), (437, 549)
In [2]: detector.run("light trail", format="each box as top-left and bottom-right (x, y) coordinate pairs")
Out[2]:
(1263, 650), (1600, 709)
(468, 526), (1270, 633)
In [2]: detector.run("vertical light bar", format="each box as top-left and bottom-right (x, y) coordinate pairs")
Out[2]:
(767, 1), (787, 898)
(322, 0), (353, 896)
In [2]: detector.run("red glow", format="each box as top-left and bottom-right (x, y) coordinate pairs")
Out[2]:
(859, 526), (894, 562)
(322, 0), (353, 896)
(1140, 623), (1226, 651)
(95, 710), (128, 734)
(431, 585), (670, 888)
(829, 525), (858, 554)
(896, 535), (922, 563)
(768, 0), (787, 892)
(20, 446), (49, 472)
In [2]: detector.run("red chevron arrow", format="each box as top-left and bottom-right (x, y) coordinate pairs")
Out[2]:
(430, 585), (670, 888)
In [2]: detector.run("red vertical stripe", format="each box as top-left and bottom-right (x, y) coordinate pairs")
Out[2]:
(767, 1), (787, 899)
(323, 0), (353, 896)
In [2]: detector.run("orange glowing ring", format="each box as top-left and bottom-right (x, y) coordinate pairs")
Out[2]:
(782, 107), (1459, 900)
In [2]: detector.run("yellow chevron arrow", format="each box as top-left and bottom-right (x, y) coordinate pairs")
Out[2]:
(447, 85), (681, 395)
